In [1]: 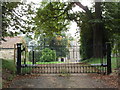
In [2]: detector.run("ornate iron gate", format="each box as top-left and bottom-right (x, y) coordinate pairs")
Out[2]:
(16, 43), (111, 75)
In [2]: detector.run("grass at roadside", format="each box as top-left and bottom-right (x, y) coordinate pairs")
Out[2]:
(2, 59), (16, 88)
(2, 59), (16, 73)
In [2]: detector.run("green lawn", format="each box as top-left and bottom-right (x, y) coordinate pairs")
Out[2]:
(80, 57), (119, 70)
(22, 61), (64, 64)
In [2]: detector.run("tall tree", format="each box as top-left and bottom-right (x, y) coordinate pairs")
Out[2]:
(33, 2), (105, 58)
(2, 2), (20, 37)
(1, 2), (35, 39)
(29, 2), (120, 63)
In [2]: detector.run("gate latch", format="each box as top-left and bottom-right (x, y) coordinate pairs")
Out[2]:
(21, 47), (25, 52)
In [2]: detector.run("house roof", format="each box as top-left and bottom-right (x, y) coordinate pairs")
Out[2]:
(0, 36), (23, 48)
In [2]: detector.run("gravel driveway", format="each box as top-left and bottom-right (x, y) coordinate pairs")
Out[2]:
(9, 74), (112, 88)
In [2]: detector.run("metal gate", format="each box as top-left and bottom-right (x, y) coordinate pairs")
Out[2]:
(16, 43), (111, 75)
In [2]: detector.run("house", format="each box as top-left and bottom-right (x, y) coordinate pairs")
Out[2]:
(0, 36), (25, 60)
(58, 39), (81, 63)
(67, 40), (81, 62)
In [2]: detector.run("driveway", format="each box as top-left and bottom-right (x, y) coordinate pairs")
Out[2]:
(9, 74), (112, 88)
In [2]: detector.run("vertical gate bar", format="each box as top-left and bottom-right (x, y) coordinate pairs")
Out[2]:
(32, 49), (35, 64)
(56, 65), (57, 74)
(82, 66), (83, 73)
(55, 64), (56, 74)
(101, 66), (103, 74)
(91, 66), (92, 73)
(89, 66), (91, 73)
(85, 66), (86, 73)
(79, 66), (81, 73)
(54, 63), (56, 74)
(81, 66), (82, 73)
(54, 64), (56, 73)
(53, 64), (54, 74)
(71, 64), (72, 73)
(78, 65), (80, 73)
(58, 65), (60, 74)
(76, 64), (77, 73)
(74, 63), (76, 73)
(106, 42), (112, 74)
(74, 63), (75, 73)
(46, 64), (48, 74)
(77, 64), (78, 73)
(86, 66), (88, 73)
(44, 65), (45, 74)
(14, 44), (16, 64)
(88, 66), (90, 73)
(97, 66), (99, 73)
(17, 43), (22, 75)
(43, 65), (46, 74)
(50, 64), (52, 73)
(59, 64), (61, 74)
(90, 66), (92, 73)
(76, 63), (77, 73)
(105, 66), (107, 74)
(90, 66), (91, 73)
(97, 66), (98, 73)
(39, 65), (41, 74)
(84, 66), (85, 73)
(93, 66), (95, 73)
(104, 66), (105, 74)
(85, 66), (87, 73)
(39, 66), (40, 74)
(24, 48), (26, 65)
(103, 66), (105, 74)
(82, 66), (84, 73)
(51, 64), (52, 74)
(92, 66), (93, 73)
(67, 64), (69, 73)
(37, 66), (38, 74)
(98, 66), (100, 73)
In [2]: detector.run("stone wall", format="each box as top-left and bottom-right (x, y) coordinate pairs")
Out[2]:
(0, 49), (15, 60)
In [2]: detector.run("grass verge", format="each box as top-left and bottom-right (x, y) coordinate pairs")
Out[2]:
(2, 59), (16, 88)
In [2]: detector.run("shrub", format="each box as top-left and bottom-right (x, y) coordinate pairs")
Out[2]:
(40, 48), (56, 62)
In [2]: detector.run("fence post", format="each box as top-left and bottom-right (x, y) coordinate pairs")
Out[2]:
(17, 43), (22, 74)
(106, 42), (112, 74)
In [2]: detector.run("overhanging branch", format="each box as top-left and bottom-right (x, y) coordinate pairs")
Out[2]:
(72, 2), (93, 20)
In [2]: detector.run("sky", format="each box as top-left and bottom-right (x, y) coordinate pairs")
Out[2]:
(23, 0), (92, 37)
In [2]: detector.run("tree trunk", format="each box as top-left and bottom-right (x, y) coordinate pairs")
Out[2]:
(74, 2), (103, 58)
(93, 2), (103, 58)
